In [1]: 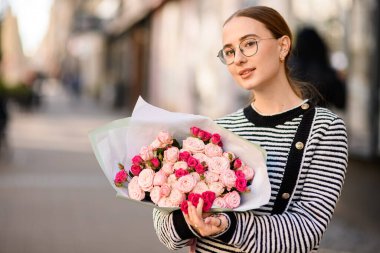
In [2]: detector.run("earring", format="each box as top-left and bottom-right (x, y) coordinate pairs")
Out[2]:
(280, 56), (285, 62)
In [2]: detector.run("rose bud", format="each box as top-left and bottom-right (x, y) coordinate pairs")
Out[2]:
(118, 163), (124, 170)
(210, 133), (221, 145)
(179, 151), (191, 162)
(202, 132), (212, 142)
(234, 159), (242, 169)
(190, 127), (200, 137)
(187, 156), (199, 168)
(130, 165), (142, 176)
(151, 157), (160, 168)
(114, 170), (127, 187)
(132, 155), (143, 165)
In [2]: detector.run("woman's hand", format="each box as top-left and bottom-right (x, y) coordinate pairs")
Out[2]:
(183, 198), (228, 237)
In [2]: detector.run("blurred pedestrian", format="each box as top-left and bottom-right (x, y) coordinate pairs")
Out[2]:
(0, 90), (9, 157)
(153, 6), (348, 253)
(290, 26), (346, 110)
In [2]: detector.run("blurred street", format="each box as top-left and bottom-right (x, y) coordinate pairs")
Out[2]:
(0, 83), (378, 253)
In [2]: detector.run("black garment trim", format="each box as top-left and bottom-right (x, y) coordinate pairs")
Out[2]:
(172, 210), (194, 239)
(214, 212), (237, 243)
(271, 107), (316, 215)
(243, 104), (308, 127)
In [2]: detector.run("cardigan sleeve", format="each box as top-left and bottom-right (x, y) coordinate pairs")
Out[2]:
(152, 208), (196, 250)
(216, 116), (348, 252)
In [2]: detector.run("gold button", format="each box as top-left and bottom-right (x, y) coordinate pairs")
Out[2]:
(281, 193), (290, 200)
(295, 141), (304, 150)
(301, 103), (310, 110)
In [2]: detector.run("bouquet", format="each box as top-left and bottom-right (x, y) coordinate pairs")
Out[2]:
(114, 126), (256, 213)
(89, 97), (271, 212)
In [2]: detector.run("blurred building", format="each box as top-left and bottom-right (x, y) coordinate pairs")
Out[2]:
(0, 6), (26, 86)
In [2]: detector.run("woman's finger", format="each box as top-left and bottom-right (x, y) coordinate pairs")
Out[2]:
(196, 198), (204, 216)
(204, 216), (222, 227)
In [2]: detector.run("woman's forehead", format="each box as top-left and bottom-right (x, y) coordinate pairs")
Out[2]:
(222, 17), (270, 44)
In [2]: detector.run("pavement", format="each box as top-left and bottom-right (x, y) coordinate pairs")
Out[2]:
(0, 83), (379, 253)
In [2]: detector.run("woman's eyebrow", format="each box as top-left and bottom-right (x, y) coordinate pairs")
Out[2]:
(223, 34), (259, 49)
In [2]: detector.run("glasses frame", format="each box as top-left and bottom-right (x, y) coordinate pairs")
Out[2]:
(217, 37), (276, 65)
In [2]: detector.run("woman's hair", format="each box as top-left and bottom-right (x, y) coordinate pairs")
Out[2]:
(224, 6), (322, 105)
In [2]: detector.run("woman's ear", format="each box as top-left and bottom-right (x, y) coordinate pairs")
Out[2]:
(279, 35), (291, 58)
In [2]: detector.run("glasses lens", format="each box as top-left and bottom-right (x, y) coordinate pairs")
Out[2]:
(240, 39), (258, 57)
(220, 47), (234, 65)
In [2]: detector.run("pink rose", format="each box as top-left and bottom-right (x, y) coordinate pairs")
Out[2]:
(190, 172), (201, 182)
(195, 164), (206, 174)
(220, 169), (237, 190)
(190, 126), (200, 137)
(175, 168), (189, 178)
(239, 165), (255, 181)
(213, 197), (227, 208)
(179, 151), (191, 162)
(140, 146), (154, 161)
(158, 131), (173, 145)
(193, 154), (211, 171)
(180, 200), (189, 214)
(201, 191), (216, 204)
(114, 170), (127, 187)
(150, 186), (162, 204)
(187, 156), (199, 168)
(223, 152), (236, 162)
(191, 181), (209, 194)
(153, 170), (167, 186)
(234, 159), (242, 169)
(169, 188), (186, 206)
(151, 157), (160, 168)
(202, 199), (213, 212)
(188, 193), (202, 207)
(167, 174), (177, 186)
(158, 197), (175, 207)
(235, 177), (247, 192)
(235, 170), (246, 179)
(209, 156), (230, 174)
(183, 137), (205, 154)
(197, 130), (212, 142)
(224, 191), (241, 209)
(130, 165), (142, 176)
(161, 162), (174, 175)
(128, 177), (145, 201)
(175, 174), (196, 193)
(132, 155), (143, 165)
(204, 171), (219, 184)
(210, 133), (221, 145)
(208, 181), (225, 197)
(150, 138), (163, 150)
(138, 169), (155, 192)
(199, 131), (212, 142)
(173, 161), (188, 171)
(201, 191), (216, 212)
(160, 183), (171, 197)
(164, 147), (179, 163)
(204, 143), (223, 157)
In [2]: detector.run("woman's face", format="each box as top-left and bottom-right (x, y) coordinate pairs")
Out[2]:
(222, 16), (284, 91)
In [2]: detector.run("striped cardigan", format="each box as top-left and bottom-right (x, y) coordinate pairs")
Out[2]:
(153, 103), (348, 253)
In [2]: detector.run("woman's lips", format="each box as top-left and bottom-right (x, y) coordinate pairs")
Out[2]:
(238, 68), (255, 79)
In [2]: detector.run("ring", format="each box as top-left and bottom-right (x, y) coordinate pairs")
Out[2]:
(216, 217), (222, 227)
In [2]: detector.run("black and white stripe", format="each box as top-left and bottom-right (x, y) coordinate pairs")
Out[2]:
(153, 106), (348, 253)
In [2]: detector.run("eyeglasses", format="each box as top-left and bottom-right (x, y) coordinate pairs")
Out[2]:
(217, 37), (276, 65)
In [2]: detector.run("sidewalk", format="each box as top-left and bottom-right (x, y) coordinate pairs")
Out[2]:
(0, 83), (379, 253)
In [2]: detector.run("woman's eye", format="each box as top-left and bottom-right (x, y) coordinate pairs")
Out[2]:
(243, 40), (257, 48)
(224, 49), (235, 57)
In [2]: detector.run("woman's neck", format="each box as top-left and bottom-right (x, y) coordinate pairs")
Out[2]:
(251, 82), (303, 116)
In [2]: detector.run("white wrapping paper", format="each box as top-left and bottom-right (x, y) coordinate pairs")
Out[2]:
(89, 97), (271, 212)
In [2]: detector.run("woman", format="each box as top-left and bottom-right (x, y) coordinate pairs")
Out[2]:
(153, 6), (348, 252)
